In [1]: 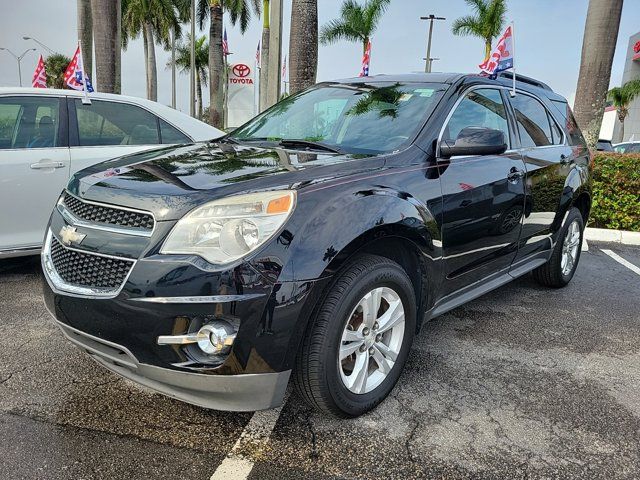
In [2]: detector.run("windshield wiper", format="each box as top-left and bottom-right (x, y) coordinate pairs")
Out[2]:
(277, 139), (344, 154)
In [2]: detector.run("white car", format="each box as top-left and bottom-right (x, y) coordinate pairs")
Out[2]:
(0, 88), (224, 258)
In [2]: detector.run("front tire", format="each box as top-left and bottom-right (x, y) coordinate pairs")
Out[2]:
(533, 207), (584, 288)
(294, 254), (416, 417)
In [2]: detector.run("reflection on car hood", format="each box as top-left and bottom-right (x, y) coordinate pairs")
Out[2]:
(67, 141), (377, 220)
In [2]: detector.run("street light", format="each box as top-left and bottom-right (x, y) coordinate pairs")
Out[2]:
(22, 36), (56, 55)
(420, 15), (445, 73)
(423, 57), (440, 72)
(0, 47), (36, 86)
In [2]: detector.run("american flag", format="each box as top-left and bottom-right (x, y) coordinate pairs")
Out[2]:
(32, 55), (47, 88)
(223, 28), (230, 56)
(359, 41), (372, 77)
(256, 41), (261, 67)
(64, 45), (94, 92)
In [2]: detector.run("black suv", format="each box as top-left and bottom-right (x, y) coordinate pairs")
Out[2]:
(43, 73), (591, 417)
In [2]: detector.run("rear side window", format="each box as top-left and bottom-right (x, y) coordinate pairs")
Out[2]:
(443, 88), (511, 147)
(510, 95), (553, 147)
(75, 99), (160, 146)
(551, 100), (586, 147)
(0, 97), (60, 149)
(159, 119), (191, 144)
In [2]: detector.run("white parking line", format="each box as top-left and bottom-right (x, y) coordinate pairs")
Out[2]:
(602, 249), (640, 276)
(210, 396), (287, 480)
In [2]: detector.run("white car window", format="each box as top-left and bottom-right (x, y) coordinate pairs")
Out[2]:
(75, 99), (160, 146)
(0, 97), (60, 149)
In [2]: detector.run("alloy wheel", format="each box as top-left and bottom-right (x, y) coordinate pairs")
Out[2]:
(338, 287), (405, 394)
(561, 220), (581, 276)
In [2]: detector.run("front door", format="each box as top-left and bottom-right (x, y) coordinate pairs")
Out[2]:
(0, 95), (70, 251)
(438, 87), (526, 296)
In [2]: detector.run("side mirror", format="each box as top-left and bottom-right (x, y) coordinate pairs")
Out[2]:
(440, 127), (508, 159)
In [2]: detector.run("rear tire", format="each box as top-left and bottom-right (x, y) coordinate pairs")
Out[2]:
(294, 254), (416, 417)
(533, 207), (584, 288)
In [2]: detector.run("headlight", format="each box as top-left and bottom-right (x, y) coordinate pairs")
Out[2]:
(161, 191), (296, 265)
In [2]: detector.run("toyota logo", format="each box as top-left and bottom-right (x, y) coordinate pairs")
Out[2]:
(233, 64), (251, 78)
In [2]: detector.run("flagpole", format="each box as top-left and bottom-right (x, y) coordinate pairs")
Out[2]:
(510, 21), (516, 97)
(78, 41), (91, 104)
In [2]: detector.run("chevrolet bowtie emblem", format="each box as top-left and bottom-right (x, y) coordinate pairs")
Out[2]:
(59, 226), (86, 246)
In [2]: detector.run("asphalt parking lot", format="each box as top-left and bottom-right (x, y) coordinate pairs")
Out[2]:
(1, 241), (639, 480)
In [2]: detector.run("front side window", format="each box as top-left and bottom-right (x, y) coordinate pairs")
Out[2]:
(511, 95), (553, 148)
(231, 82), (446, 155)
(0, 97), (60, 150)
(75, 99), (160, 146)
(442, 88), (510, 146)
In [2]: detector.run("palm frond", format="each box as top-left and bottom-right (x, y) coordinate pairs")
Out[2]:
(451, 15), (484, 37)
(363, 0), (391, 37)
(320, 19), (362, 45)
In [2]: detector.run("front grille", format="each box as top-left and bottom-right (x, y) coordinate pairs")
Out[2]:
(50, 236), (134, 289)
(63, 192), (154, 231)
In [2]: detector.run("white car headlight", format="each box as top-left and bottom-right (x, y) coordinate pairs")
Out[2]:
(161, 191), (296, 265)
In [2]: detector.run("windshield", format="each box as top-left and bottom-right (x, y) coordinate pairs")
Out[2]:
(231, 82), (447, 155)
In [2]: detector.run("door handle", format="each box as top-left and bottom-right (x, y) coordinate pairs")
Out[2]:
(30, 161), (65, 170)
(507, 168), (525, 182)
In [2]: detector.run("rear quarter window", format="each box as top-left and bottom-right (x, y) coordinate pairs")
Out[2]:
(551, 100), (586, 147)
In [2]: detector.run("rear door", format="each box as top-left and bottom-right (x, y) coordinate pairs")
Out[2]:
(507, 92), (573, 260)
(68, 98), (188, 176)
(438, 87), (526, 296)
(0, 95), (70, 251)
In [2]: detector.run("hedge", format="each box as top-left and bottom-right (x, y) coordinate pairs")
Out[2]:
(590, 153), (640, 232)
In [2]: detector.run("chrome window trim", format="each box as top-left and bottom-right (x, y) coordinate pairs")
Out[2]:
(61, 190), (156, 236)
(41, 229), (136, 299)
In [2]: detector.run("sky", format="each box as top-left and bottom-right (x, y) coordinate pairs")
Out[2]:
(0, 0), (639, 114)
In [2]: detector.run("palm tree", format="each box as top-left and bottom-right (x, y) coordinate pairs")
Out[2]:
(573, 0), (624, 146)
(198, 0), (260, 128)
(320, 0), (390, 56)
(122, 0), (181, 101)
(77, 0), (93, 77)
(170, 35), (209, 118)
(91, 0), (119, 93)
(44, 54), (72, 89)
(451, 0), (507, 60)
(609, 79), (640, 143)
(289, 0), (317, 94)
(259, 0), (270, 111)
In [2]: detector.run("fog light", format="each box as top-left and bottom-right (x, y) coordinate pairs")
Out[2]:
(196, 321), (236, 355)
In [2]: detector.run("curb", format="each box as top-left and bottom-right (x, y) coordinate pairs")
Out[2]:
(585, 227), (640, 246)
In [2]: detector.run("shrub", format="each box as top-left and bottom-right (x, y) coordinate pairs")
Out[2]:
(590, 153), (640, 231)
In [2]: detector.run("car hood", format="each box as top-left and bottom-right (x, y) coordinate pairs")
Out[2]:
(67, 141), (379, 221)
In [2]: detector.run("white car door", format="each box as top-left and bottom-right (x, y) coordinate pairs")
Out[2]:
(0, 95), (70, 253)
(68, 97), (190, 177)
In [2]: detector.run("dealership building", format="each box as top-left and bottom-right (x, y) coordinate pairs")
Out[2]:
(611, 31), (640, 143)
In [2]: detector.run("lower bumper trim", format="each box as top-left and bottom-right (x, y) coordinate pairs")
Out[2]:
(53, 319), (290, 412)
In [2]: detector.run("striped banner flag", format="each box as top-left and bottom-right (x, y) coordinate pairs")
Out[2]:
(32, 55), (47, 88)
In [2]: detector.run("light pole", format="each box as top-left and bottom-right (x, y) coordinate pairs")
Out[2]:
(423, 57), (440, 73)
(22, 36), (56, 55)
(420, 15), (445, 73)
(0, 48), (36, 86)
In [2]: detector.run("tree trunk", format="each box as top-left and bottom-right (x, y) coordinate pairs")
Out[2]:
(259, 0), (270, 112)
(485, 40), (491, 60)
(573, 0), (624, 145)
(289, 0), (317, 94)
(142, 28), (150, 97)
(114, 0), (121, 94)
(90, 0), (118, 93)
(196, 73), (203, 119)
(209, 1), (224, 128)
(77, 0), (93, 77)
(144, 21), (158, 101)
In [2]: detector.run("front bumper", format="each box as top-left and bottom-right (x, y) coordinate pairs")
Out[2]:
(51, 313), (290, 411)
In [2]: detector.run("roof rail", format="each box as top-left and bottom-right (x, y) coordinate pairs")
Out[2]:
(498, 72), (552, 91)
